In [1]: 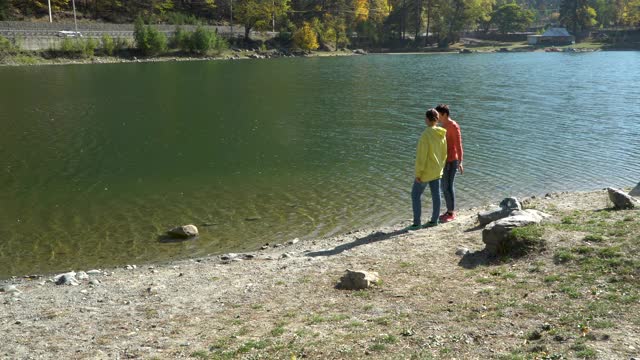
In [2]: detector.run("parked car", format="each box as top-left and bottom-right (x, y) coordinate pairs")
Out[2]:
(57, 31), (83, 38)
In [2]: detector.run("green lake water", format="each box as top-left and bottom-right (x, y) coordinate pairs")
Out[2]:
(1, 52), (639, 278)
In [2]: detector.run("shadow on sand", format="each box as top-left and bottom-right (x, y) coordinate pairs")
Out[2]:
(305, 228), (409, 257)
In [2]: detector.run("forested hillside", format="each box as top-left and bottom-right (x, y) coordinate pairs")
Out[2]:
(1, 0), (638, 46)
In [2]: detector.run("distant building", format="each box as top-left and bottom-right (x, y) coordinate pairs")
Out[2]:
(527, 28), (575, 45)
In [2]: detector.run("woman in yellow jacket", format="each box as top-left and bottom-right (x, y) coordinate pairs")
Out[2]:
(409, 108), (448, 230)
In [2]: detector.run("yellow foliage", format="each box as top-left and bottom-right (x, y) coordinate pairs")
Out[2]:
(293, 22), (319, 50)
(355, 0), (369, 22)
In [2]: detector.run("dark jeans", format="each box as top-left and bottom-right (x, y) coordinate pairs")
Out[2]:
(442, 160), (459, 212)
(411, 178), (441, 225)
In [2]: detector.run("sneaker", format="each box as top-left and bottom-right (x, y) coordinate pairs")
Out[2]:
(405, 224), (422, 231)
(440, 212), (456, 223)
(422, 221), (438, 228)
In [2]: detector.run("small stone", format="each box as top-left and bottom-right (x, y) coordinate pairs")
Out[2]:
(125, 265), (135, 270)
(151, 270), (158, 274)
(274, 243), (283, 248)
(86, 270), (102, 275)
(260, 245), (269, 250)
(337, 269), (380, 290)
(455, 247), (470, 256)
(15, 320), (22, 325)
(89, 279), (101, 286)
(288, 238), (300, 245)
(38, 281), (46, 286)
(76, 271), (89, 280)
(281, 253), (292, 259)
(80, 289), (88, 294)
(541, 323), (552, 331)
(220, 253), (238, 261)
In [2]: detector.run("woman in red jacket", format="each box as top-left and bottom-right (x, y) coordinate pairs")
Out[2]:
(435, 104), (464, 223)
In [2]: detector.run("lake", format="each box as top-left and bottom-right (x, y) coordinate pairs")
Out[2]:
(1, 52), (639, 278)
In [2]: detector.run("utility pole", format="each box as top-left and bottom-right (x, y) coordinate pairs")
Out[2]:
(72, 0), (78, 33)
(48, 0), (53, 22)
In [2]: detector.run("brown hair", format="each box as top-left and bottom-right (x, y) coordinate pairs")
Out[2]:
(425, 108), (439, 122)
(435, 104), (450, 116)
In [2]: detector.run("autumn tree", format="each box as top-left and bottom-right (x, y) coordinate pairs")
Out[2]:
(560, 0), (597, 35)
(293, 21), (319, 49)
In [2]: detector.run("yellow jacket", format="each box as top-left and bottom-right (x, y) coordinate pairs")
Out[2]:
(415, 126), (448, 182)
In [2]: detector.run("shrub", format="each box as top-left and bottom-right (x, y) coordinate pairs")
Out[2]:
(189, 26), (227, 54)
(293, 22), (319, 50)
(134, 16), (167, 56)
(101, 34), (115, 55)
(170, 26), (190, 50)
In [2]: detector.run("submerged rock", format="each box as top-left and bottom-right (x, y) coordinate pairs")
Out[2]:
(608, 187), (637, 209)
(337, 269), (380, 290)
(167, 224), (199, 238)
(630, 182), (640, 197)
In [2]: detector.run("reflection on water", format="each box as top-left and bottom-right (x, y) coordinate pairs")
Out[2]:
(0, 52), (639, 277)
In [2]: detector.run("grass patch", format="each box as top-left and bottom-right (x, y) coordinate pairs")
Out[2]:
(544, 274), (561, 283)
(583, 234), (604, 243)
(553, 248), (576, 264)
(237, 340), (269, 353)
(501, 225), (546, 257)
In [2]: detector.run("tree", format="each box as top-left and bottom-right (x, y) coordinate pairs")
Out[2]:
(560, 0), (597, 35)
(0, 0), (9, 20)
(622, 0), (640, 26)
(492, 3), (535, 33)
(236, 0), (289, 40)
(293, 21), (319, 50)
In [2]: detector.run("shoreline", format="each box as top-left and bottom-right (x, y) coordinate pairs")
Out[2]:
(2, 43), (637, 67)
(2, 188), (638, 359)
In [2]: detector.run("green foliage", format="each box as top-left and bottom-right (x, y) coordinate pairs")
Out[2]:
(170, 26), (190, 50)
(492, 3), (535, 34)
(0, 0), (9, 20)
(189, 26), (220, 54)
(293, 22), (319, 50)
(0, 35), (16, 54)
(134, 16), (167, 56)
(59, 38), (98, 58)
(166, 12), (201, 25)
(560, 0), (597, 35)
(101, 34), (115, 56)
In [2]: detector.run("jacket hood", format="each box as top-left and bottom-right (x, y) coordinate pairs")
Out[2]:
(430, 126), (447, 138)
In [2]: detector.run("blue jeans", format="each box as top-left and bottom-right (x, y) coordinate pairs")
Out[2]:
(411, 178), (441, 225)
(441, 160), (459, 213)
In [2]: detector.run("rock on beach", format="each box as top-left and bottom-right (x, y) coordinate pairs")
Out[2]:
(167, 224), (199, 238)
(608, 187), (637, 209)
(337, 270), (380, 290)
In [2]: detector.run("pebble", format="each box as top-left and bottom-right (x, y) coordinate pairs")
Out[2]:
(274, 243), (283, 248)
(86, 270), (102, 275)
(89, 279), (101, 286)
(125, 265), (137, 270)
(455, 247), (470, 256)
(260, 245), (269, 250)
(76, 271), (89, 280)
(281, 253), (292, 259)
(80, 289), (88, 294)
(288, 238), (300, 245)
(54, 272), (79, 286)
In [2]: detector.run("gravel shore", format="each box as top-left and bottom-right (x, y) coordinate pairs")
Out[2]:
(1, 189), (639, 359)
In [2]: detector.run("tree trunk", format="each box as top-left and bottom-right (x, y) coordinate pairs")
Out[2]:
(414, 0), (423, 40)
(424, 0), (431, 46)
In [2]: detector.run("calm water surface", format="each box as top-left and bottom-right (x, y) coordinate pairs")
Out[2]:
(1, 52), (639, 278)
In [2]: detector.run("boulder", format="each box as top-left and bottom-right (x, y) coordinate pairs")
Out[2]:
(353, 49), (368, 55)
(482, 210), (550, 256)
(629, 182), (640, 197)
(337, 269), (379, 290)
(167, 224), (199, 238)
(607, 187), (637, 209)
(478, 197), (522, 226)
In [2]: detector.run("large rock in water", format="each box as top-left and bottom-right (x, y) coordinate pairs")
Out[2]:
(629, 182), (640, 197)
(482, 209), (550, 256)
(607, 187), (637, 209)
(478, 197), (522, 226)
(337, 270), (379, 290)
(167, 224), (199, 238)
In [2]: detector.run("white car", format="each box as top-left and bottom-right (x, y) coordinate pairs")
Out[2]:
(57, 31), (83, 38)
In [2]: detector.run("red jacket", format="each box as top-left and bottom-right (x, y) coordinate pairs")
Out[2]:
(443, 120), (463, 163)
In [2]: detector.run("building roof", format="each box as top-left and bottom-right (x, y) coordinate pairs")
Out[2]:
(542, 28), (572, 37)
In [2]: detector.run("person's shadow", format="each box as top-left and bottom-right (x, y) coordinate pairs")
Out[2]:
(305, 228), (409, 257)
